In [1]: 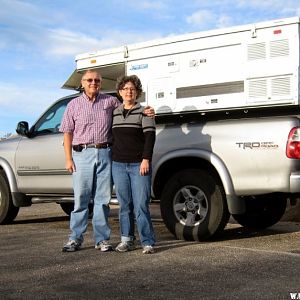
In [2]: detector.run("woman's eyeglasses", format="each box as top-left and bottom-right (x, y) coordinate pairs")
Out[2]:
(122, 87), (136, 92)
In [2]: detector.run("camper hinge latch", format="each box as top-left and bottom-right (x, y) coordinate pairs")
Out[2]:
(124, 46), (129, 58)
(251, 25), (257, 38)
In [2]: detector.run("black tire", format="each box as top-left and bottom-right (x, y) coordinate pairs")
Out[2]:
(0, 172), (19, 224)
(60, 202), (94, 217)
(160, 169), (230, 241)
(60, 203), (74, 216)
(232, 195), (287, 230)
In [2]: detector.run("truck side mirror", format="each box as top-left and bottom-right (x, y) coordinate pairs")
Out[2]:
(16, 121), (29, 137)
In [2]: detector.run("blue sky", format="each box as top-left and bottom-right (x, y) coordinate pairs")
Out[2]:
(0, 0), (300, 136)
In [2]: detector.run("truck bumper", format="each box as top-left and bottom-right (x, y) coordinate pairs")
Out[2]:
(290, 173), (300, 193)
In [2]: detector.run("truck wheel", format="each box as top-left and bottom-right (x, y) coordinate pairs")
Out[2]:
(232, 195), (287, 230)
(0, 172), (19, 224)
(60, 203), (74, 216)
(60, 202), (94, 217)
(160, 169), (229, 241)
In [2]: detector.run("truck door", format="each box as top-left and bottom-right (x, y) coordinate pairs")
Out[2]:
(15, 97), (74, 194)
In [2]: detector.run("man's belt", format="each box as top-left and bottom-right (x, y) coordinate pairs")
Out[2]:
(72, 143), (111, 152)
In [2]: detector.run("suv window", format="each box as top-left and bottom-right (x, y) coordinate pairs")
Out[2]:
(33, 97), (74, 134)
(32, 92), (116, 135)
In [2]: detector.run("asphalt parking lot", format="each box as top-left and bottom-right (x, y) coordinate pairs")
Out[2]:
(0, 202), (300, 300)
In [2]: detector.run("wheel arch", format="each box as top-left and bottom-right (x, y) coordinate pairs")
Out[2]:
(0, 158), (31, 207)
(152, 149), (245, 214)
(0, 157), (19, 193)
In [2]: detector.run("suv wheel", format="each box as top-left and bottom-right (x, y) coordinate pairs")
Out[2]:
(60, 202), (93, 217)
(0, 172), (19, 224)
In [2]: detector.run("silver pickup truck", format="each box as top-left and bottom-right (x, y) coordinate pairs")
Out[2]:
(1, 93), (300, 241)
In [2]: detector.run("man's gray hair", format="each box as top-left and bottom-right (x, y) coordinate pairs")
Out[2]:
(82, 69), (102, 81)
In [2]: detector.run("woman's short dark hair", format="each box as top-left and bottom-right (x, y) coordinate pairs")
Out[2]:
(116, 75), (143, 99)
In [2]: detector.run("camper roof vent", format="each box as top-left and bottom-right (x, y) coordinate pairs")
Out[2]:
(248, 79), (267, 99)
(271, 76), (291, 97)
(270, 39), (289, 57)
(247, 42), (266, 60)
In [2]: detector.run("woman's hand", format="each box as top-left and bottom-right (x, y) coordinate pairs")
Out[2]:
(144, 106), (155, 119)
(140, 159), (150, 176)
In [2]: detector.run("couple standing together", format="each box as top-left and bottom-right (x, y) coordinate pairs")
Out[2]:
(60, 69), (156, 254)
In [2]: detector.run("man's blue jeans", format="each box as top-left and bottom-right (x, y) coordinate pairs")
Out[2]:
(112, 161), (155, 246)
(70, 147), (112, 244)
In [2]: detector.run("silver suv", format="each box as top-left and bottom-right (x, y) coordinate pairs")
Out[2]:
(0, 93), (81, 223)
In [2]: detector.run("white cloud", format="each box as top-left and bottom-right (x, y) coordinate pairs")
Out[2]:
(123, 0), (168, 11)
(185, 10), (233, 30)
(185, 0), (300, 31)
(43, 28), (162, 58)
(45, 29), (103, 57)
(236, 0), (300, 15)
(0, 81), (70, 117)
(0, 0), (42, 22)
(0, 0), (163, 58)
(186, 9), (215, 26)
(0, 82), (23, 107)
(136, 0), (167, 10)
(216, 15), (233, 28)
(0, 1), (61, 53)
(0, 40), (5, 50)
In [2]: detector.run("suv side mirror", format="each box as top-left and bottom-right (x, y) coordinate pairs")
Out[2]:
(16, 121), (29, 137)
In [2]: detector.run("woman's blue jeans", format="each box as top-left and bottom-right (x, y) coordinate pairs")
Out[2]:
(70, 147), (112, 244)
(112, 161), (155, 246)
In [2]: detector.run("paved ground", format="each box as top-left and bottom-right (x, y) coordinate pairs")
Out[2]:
(0, 202), (299, 300)
(282, 200), (300, 222)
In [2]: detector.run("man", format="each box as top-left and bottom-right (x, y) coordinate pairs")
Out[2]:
(60, 69), (153, 252)
(60, 69), (118, 252)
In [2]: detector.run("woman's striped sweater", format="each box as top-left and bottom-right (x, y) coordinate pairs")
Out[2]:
(112, 103), (156, 163)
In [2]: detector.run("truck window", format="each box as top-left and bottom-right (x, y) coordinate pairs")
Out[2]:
(34, 98), (71, 134)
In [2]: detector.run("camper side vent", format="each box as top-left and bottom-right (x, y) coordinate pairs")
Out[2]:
(248, 79), (267, 98)
(271, 77), (290, 97)
(247, 43), (266, 60)
(270, 39), (289, 57)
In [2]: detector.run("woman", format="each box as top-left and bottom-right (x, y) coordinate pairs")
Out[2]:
(112, 75), (156, 254)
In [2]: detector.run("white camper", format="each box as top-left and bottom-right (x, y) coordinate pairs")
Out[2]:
(64, 16), (300, 115)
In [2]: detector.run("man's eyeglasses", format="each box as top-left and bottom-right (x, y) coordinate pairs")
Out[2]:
(122, 87), (136, 92)
(83, 78), (101, 83)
